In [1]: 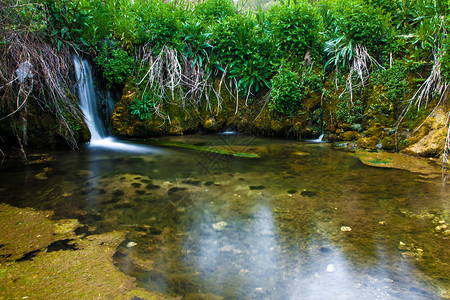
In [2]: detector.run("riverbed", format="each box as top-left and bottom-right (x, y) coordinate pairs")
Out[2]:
(0, 134), (449, 299)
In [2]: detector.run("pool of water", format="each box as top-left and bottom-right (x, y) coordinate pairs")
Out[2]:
(0, 134), (449, 299)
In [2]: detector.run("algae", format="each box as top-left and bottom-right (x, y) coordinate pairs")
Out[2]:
(0, 203), (177, 300)
(353, 149), (449, 175)
(147, 139), (260, 158)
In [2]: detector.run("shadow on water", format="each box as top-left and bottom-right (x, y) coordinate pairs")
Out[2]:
(0, 135), (448, 299)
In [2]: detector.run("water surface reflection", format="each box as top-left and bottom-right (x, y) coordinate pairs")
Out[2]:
(0, 135), (448, 299)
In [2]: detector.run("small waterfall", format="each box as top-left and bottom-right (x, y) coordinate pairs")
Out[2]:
(73, 55), (157, 153)
(305, 133), (325, 143)
(73, 56), (107, 141)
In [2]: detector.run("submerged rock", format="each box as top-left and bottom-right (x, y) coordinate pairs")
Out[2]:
(326, 264), (336, 273)
(249, 185), (265, 190)
(340, 226), (352, 232)
(301, 190), (316, 197)
(212, 221), (227, 231)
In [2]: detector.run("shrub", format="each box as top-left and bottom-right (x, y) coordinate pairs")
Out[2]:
(372, 61), (407, 107)
(269, 65), (304, 115)
(95, 41), (134, 88)
(129, 92), (158, 120)
(182, 21), (213, 68)
(135, 0), (186, 49)
(336, 98), (364, 124)
(332, 1), (389, 55)
(212, 14), (277, 94)
(194, 0), (236, 22)
(269, 2), (323, 60)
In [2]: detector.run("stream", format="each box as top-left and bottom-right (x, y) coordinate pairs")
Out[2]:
(0, 134), (449, 299)
(0, 56), (448, 299)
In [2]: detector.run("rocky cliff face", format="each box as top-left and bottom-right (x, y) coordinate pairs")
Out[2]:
(402, 106), (449, 159)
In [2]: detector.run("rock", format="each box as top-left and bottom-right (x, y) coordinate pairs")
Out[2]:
(350, 123), (362, 132)
(358, 136), (379, 149)
(249, 185), (265, 190)
(326, 264), (336, 273)
(340, 226), (352, 232)
(339, 131), (361, 141)
(402, 107), (448, 157)
(301, 190), (316, 197)
(126, 241), (137, 248)
(212, 221), (227, 231)
(378, 221), (387, 226)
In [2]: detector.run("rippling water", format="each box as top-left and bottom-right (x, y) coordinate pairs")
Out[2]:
(0, 135), (448, 299)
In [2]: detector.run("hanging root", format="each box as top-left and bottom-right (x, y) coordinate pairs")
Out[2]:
(135, 44), (229, 119)
(395, 44), (450, 155)
(341, 44), (383, 105)
(1, 0), (84, 151)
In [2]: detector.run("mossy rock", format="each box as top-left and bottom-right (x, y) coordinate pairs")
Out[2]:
(358, 136), (379, 149)
(9, 94), (91, 149)
(364, 124), (384, 138)
(381, 136), (396, 151)
(111, 81), (200, 137)
(338, 131), (361, 141)
(402, 107), (448, 158)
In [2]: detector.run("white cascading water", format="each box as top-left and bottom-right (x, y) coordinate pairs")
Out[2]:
(305, 133), (325, 143)
(73, 56), (107, 141)
(73, 55), (156, 153)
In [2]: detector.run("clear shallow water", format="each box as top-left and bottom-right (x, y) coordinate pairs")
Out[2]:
(0, 135), (449, 299)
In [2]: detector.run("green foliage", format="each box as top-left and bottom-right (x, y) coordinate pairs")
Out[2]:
(270, 60), (323, 115)
(372, 61), (407, 104)
(182, 21), (213, 68)
(336, 99), (364, 124)
(269, 66), (302, 115)
(135, 0), (187, 49)
(44, 0), (92, 49)
(270, 1), (323, 60)
(330, 1), (389, 55)
(440, 41), (450, 79)
(129, 92), (158, 120)
(194, 0), (236, 22)
(6, 2), (47, 33)
(213, 14), (277, 93)
(94, 41), (134, 88)
(230, 57), (273, 93)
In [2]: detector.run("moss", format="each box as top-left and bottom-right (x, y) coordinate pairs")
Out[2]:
(381, 136), (396, 151)
(338, 131), (361, 141)
(19, 93), (90, 149)
(402, 107), (448, 158)
(147, 139), (260, 158)
(0, 203), (177, 299)
(357, 136), (379, 149)
(353, 150), (447, 174)
(0, 204), (79, 262)
(112, 77), (323, 139)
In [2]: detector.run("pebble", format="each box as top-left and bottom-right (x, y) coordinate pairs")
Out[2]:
(326, 264), (336, 273)
(126, 241), (137, 248)
(340, 226), (352, 232)
(212, 221), (227, 231)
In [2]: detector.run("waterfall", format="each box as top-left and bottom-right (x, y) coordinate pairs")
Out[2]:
(73, 56), (107, 141)
(73, 55), (157, 153)
(305, 133), (325, 143)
